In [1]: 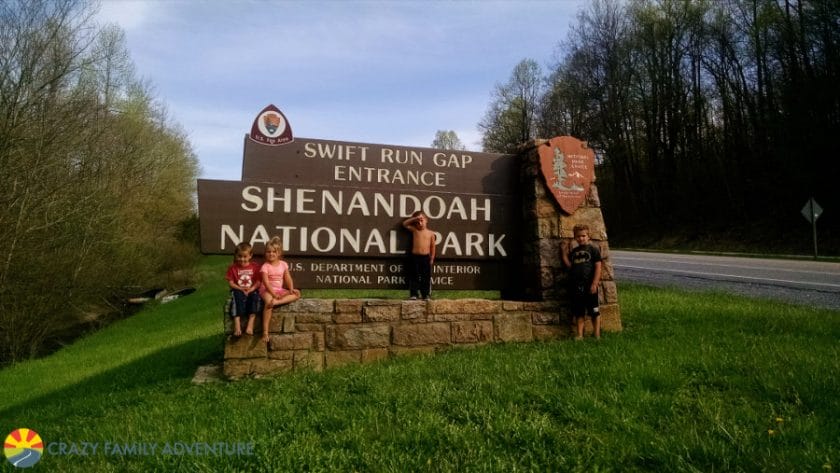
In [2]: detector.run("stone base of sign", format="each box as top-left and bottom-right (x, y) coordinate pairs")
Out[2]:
(222, 298), (621, 379)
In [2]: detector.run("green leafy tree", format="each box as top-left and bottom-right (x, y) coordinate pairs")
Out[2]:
(431, 130), (466, 150)
(479, 58), (543, 153)
(0, 0), (198, 363)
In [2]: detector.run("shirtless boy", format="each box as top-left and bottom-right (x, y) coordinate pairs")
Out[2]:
(402, 211), (436, 300)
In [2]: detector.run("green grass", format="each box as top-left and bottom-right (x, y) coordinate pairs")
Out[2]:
(1, 256), (838, 471)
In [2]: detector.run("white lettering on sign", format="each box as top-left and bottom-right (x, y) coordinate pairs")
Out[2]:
(267, 187), (291, 213)
(303, 142), (369, 161)
(380, 148), (423, 165)
(378, 275), (405, 285)
(219, 225), (507, 257)
(434, 264), (480, 274)
(333, 165), (446, 187)
(299, 141), (486, 191)
(316, 274), (372, 284)
(430, 276), (454, 285)
(239, 186), (491, 221)
(240, 186), (262, 211)
(432, 152), (473, 168)
(310, 263), (386, 272)
(297, 189), (316, 214)
(295, 260), (484, 289)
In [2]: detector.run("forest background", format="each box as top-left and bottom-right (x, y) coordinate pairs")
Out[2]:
(1, 0), (839, 365)
(479, 0), (839, 256)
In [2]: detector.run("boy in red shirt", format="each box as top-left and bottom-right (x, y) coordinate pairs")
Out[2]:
(225, 242), (262, 337)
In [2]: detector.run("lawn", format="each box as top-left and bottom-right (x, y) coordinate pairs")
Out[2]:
(1, 256), (837, 471)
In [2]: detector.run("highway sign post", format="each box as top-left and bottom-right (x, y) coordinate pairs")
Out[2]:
(800, 197), (823, 259)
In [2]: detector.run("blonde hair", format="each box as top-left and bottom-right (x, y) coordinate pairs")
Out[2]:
(266, 236), (283, 257)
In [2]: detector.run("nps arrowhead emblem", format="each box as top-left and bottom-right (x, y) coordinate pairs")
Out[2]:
(249, 104), (294, 146)
(537, 136), (595, 214)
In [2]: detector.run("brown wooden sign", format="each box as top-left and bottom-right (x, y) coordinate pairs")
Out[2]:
(240, 136), (517, 194)
(197, 178), (514, 289)
(198, 109), (594, 289)
(198, 106), (528, 290)
(197, 179), (515, 260)
(538, 136), (595, 214)
(271, 256), (502, 290)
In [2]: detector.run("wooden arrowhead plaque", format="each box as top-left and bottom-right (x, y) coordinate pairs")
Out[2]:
(537, 136), (595, 214)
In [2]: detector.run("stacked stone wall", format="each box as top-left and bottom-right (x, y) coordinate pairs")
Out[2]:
(223, 298), (621, 378)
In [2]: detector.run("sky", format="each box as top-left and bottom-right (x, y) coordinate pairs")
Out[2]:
(95, 0), (588, 181)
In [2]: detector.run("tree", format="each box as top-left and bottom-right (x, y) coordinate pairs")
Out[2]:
(537, 0), (839, 251)
(479, 58), (543, 152)
(0, 0), (198, 363)
(431, 130), (466, 150)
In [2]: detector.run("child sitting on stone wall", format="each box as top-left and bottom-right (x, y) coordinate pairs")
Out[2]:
(225, 242), (261, 337)
(259, 236), (301, 343)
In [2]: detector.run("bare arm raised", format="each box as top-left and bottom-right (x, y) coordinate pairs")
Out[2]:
(403, 213), (435, 256)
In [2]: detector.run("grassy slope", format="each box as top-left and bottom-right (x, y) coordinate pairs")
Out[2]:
(1, 257), (838, 472)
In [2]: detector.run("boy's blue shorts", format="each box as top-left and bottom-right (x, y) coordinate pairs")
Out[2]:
(230, 290), (261, 317)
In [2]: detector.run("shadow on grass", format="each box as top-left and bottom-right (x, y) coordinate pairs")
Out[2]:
(0, 334), (222, 424)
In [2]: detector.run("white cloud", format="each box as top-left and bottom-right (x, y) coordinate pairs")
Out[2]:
(96, 0), (589, 180)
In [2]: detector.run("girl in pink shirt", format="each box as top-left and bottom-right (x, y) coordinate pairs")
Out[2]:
(260, 237), (301, 343)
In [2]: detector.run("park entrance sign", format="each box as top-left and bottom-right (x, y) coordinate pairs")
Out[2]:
(198, 106), (519, 290)
(211, 109), (622, 375)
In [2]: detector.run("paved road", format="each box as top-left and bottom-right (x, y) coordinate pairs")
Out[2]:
(610, 250), (840, 311)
